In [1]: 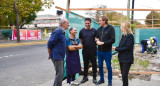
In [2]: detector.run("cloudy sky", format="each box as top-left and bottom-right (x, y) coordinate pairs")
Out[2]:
(37, 0), (160, 24)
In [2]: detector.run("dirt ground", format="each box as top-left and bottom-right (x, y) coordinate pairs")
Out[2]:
(112, 44), (160, 81)
(81, 44), (160, 81)
(134, 44), (160, 72)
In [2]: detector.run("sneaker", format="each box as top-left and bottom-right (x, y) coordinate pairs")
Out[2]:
(96, 80), (104, 85)
(119, 74), (122, 77)
(93, 78), (97, 84)
(66, 83), (71, 86)
(80, 77), (88, 83)
(71, 81), (79, 85)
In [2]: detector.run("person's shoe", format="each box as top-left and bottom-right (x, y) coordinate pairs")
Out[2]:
(66, 83), (71, 86)
(71, 81), (79, 85)
(93, 78), (97, 84)
(96, 80), (104, 85)
(108, 83), (112, 86)
(80, 77), (88, 83)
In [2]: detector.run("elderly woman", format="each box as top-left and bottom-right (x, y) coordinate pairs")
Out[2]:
(112, 21), (134, 86)
(66, 27), (83, 84)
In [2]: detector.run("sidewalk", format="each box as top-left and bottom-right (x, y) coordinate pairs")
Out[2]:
(0, 37), (49, 48)
(39, 74), (160, 86)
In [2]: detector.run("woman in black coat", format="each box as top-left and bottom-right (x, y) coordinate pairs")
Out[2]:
(112, 21), (134, 86)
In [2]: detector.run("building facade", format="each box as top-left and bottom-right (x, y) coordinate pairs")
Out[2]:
(23, 14), (60, 36)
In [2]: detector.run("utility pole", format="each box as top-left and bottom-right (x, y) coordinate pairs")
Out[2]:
(66, 0), (70, 19)
(131, 0), (135, 24)
(127, 0), (130, 21)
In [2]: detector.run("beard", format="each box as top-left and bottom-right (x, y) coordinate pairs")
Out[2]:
(85, 25), (90, 29)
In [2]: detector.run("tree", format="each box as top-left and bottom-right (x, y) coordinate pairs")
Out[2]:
(20, 12), (37, 28)
(85, 5), (129, 25)
(85, 5), (107, 21)
(105, 11), (127, 25)
(85, 5), (142, 30)
(145, 11), (160, 27)
(0, 14), (10, 29)
(0, 0), (54, 42)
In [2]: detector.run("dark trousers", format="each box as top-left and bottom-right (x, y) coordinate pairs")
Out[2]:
(52, 59), (64, 86)
(141, 40), (148, 53)
(67, 74), (75, 83)
(83, 53), (97, 78)
(120, 63), (131, 86)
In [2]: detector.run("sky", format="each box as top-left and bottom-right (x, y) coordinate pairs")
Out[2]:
(37, 0), (160, 24)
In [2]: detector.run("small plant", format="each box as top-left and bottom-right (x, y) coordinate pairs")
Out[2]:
(112, 55), (120, 70)
(112, 55), (150, 71)
(130, 64), (135, 71)
(139, 60), (150, 68)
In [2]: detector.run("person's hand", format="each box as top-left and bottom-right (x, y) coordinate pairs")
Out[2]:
(112, 46), (116, 51)
(74, 46), (79, 49)
(48, 54), (50, 60)
(72, 45), (78, 49)
(95, 38), (99, 42)
(97, 41), (104, 45)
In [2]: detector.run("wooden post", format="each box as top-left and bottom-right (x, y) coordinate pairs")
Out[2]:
(152, 11), (154, 28)
(66, 0), (70, 13)
(66, 0), (70, 19)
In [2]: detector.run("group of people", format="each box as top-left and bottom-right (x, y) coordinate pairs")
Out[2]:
(47, 16), (134, 86)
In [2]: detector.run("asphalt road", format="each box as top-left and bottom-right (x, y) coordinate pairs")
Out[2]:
(0, 44), (55, 86)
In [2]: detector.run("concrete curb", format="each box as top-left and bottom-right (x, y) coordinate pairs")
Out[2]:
(0, 41), (47, 48)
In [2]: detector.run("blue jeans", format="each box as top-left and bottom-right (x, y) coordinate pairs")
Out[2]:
(97, 50), (112, 83)
(141, 44), (145, 53)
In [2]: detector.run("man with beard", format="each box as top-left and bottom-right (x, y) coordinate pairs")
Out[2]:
(79, 18), (97, 84)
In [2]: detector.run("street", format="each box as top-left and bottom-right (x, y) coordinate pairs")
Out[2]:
(0, 44), (55, 86)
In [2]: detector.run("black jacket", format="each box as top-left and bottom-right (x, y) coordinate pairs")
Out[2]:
(97, 24), (115, 52)
(115, 34), (134, 64)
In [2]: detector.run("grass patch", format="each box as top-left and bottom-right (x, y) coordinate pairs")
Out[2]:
(139, 60), (150, 68)
(112, 55), (150, 71)
(112, 55), (120, 70)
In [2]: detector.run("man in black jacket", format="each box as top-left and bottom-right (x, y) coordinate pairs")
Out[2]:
(96, 16), (115, 86)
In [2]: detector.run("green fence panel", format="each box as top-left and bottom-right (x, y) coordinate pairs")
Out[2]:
(65, 12), (100, 38)
(113, 26), (121, 47)
(64, 12), (121, 79)
(112, 26), (121, 54)
(135, 29), (160, 44)
(1, 29), (12, 38)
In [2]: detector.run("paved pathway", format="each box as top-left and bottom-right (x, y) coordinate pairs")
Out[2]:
(39, 74), (160, 86)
